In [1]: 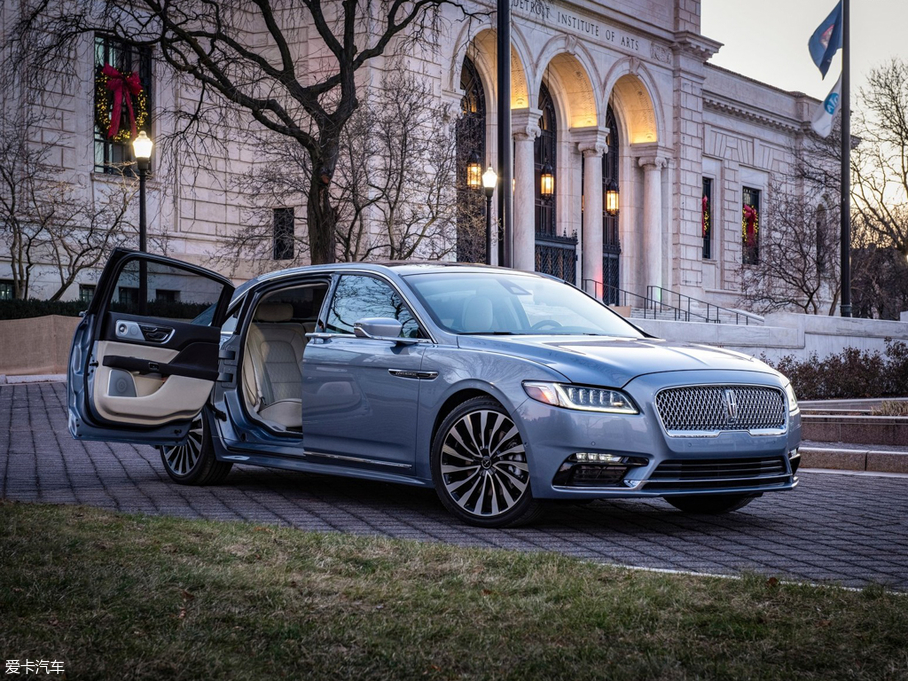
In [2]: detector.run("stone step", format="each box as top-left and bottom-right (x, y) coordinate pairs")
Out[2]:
(799, 443), (908, 473)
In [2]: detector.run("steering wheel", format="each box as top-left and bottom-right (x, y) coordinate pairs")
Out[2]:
(530, 319), (563, 332)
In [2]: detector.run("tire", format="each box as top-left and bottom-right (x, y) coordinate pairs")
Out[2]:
(159, 411), (232, 485)
(431, 396), (544, 528)
(665, 493), (758, 514)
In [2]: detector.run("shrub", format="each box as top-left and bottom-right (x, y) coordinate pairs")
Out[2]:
(764, 339), (908, 400)
(0, 299), (86, 320)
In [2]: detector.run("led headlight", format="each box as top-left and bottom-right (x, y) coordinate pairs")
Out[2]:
(523, 381), (638, 414)
(783, 381), (799, 413)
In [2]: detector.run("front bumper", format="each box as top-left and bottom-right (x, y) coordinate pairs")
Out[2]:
(516, 371), (801, 500)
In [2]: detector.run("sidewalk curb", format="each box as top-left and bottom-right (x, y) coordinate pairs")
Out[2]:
(0, 374), (66, 385)
(801, 446), (908, 474)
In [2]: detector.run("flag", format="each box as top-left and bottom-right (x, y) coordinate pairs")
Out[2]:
(808, 1), (843, 78)
(811, 73), (843, 138)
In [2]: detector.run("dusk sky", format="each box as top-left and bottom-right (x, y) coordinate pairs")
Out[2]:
(701, 0), (908, 101)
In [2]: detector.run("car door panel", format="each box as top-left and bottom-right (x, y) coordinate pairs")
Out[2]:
(68, 248), (233, 445)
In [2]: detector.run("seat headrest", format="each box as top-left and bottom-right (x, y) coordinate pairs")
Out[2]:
(461, 296), (494, 333)
(254, 303), (294, 322)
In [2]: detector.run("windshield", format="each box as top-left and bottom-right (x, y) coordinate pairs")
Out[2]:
(402, 272), (643, 337)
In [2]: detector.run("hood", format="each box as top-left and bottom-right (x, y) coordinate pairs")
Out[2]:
(456, 335), (778, 387)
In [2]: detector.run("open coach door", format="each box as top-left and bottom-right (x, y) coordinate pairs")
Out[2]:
(68, 248), (234, 445)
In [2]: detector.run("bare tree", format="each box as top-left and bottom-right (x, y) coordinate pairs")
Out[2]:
(738, 181), (841, 315)
(335, 70), (458, 261)
(852, 59), (908, 258)
(10, 0), (473, 265)
(0, 116), (137, 300)
(214, 68), (460, 275)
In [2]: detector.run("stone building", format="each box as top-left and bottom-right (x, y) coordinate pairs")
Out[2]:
(0, 0), (822, 312)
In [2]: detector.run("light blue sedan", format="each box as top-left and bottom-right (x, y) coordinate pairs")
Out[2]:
(68, 249), (801, 527)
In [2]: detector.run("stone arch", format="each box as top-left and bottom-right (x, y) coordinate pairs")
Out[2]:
(602, 60), (663, 145)
(447, 26), (530, 110)
(532, 38), (600, 128)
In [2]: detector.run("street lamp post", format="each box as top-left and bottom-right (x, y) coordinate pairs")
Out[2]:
(132, 131), (153, 313)
(482, 166), (498, 265)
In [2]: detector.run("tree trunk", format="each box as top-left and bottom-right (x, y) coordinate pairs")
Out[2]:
(307, 177), (337, 265)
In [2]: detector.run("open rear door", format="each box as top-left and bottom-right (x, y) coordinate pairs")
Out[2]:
(68, 248), (234, 445)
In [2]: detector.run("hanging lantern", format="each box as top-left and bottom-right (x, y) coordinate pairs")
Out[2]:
(540, 162), (555, 197)
(605, 178), (619, 216)
(466, 151), (482, 190)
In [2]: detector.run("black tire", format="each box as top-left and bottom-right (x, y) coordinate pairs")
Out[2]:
(431, 396), (544, 528)
(159, 411), (232, 485)
(665, 493), (758, 514)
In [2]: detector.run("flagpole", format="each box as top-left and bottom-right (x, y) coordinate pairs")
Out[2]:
(839, 0), (852, 317)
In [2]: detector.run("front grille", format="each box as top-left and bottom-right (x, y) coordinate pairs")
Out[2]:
(655, 385), (785, 434)
(644, 456), (790, 492)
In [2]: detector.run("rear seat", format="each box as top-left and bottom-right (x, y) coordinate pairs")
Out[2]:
(242, 303), (309, 429)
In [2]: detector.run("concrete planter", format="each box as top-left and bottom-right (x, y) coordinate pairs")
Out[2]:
(801, 414), (908, 447)
(0, 315), (80, 376)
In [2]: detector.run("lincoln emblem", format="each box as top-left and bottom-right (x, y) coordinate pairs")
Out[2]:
(724, 389), (739, 424)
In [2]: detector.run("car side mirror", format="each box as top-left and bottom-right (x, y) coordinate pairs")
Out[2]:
(353, 317), (412, 343)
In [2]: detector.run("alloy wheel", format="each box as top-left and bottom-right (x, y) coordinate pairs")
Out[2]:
(161, 417), (204, 476)
(439, 409), (530, 518)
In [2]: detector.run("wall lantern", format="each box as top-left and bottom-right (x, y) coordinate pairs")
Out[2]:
(540, 162), (555, 198)
(605, 178), (620, 216)
(466, 151), (482, 190)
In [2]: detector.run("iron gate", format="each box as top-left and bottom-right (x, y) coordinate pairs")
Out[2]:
(535, 233), (578, 285)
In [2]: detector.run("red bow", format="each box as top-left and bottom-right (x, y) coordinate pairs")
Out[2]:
(102, 64), (143, 139)
(743, 204), (758, 247)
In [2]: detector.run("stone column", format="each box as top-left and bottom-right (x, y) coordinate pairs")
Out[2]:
(639, 156), (667, 298)
(578, 142), (606, 295)
(512, 109), (541, 272)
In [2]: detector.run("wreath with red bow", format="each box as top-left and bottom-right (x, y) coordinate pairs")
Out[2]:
(94, 63), (149, 143)
(742, 204), (759, 247)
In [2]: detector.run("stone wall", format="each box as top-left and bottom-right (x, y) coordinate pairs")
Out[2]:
(633, 312), (908, 362)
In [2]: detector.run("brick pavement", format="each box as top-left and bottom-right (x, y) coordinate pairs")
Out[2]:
(3, 382), (908, 589)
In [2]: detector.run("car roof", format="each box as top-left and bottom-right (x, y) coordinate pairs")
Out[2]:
(233, 261), (547, 299)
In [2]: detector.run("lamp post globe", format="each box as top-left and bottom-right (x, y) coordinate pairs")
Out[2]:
(481, 166), (497, 265)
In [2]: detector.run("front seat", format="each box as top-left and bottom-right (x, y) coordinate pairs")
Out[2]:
(242, 303), (307, 429)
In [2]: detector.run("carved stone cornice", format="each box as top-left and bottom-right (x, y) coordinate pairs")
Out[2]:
(672, 31), (722, 61)
(703, 93), (803, 133)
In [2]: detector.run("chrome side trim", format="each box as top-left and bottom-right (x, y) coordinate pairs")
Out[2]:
(388, 369), (439, 380)
(306, 450), (413, 469)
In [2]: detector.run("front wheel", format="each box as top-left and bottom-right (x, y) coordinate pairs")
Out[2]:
(665, 493), (758, 514)
(431, 397), (544, 528)
(159, 412), (232, 485)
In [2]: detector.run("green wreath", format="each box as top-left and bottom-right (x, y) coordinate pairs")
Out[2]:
(94, 64), (149, 144)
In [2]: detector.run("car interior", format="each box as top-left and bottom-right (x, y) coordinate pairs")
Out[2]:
(242, 283), (328, 432)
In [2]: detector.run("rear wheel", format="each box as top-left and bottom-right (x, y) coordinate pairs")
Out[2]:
(431, 397), (544, 528)
(159, 412), (232, 485)
(665, 493), (757, 514)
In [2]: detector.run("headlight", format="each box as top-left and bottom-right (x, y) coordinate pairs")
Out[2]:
(783, 382), (799, 413)
(523, 381), (638, 414)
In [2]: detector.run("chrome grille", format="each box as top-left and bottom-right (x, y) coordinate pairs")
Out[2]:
(655, 385), (785, 434)
(645, 456), (790, 492)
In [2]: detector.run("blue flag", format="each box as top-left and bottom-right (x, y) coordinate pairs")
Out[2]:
(808, 2), (843, 78)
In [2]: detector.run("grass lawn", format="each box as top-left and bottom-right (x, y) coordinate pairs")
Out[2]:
(1, 500), (907, 680)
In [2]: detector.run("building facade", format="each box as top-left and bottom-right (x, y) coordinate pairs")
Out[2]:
(0, 0), (822, 312)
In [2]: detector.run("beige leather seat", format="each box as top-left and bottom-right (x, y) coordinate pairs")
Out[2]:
(242, 303), (309, 429)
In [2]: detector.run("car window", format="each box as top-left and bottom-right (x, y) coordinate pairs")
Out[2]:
(325, 275), (422, 338)
(110, 259), (229, 326)
(403, 271), (643, 337)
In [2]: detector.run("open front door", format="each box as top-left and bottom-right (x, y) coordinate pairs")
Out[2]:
(68, 248), (234, 445)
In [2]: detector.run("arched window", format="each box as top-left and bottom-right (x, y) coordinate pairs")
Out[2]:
(602, 105), (620, 297)
(535, 83), (557, 237)
(455, 57), (486, 263)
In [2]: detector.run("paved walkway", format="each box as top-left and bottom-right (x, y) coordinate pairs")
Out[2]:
(3, 382), (908, 589)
